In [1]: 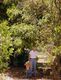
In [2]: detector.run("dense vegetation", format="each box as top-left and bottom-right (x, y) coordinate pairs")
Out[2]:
(0, 0), (61, 71)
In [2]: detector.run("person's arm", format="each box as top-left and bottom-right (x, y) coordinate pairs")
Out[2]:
(36, 51), (38, 61)
(28, 51), (31, 60)
(28, 54), (30, 60)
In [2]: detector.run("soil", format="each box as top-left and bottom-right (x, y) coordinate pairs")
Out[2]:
(0, 67), (55, 80)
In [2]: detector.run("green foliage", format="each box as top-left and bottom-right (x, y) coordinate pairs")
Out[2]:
(52, 46), (61, 56)
(3, 0), (11, 4)
(11, 23), (38, 48)
(7, 4), (21, 20)
(0, 21), (13, 71)
(0, 0), (61, 71)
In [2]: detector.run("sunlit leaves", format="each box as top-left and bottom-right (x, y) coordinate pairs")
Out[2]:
(54, 25), (61, 33)
(11, 23), (37, 39)
(52, 46), (61, 55)
(0, 0), (61, 71)
(13, 38), (22, 47)
(0, 21), (13, 70)
(3, 0), (11, 4)
(7, 4), (21, 20)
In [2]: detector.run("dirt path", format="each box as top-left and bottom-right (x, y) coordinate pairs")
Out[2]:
(0, 67), (53, 80)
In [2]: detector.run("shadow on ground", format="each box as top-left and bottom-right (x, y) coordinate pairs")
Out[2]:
(4, 67), (53, 80)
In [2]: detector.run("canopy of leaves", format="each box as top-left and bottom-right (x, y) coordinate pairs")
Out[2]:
(0, 0), (61, 71)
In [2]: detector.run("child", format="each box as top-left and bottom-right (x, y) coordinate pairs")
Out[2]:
(24, 61), (32, 78)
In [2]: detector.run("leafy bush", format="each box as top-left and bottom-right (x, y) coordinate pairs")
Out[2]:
(0, 0), (61, 72)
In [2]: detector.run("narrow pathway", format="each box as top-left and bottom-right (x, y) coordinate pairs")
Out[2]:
(0, 67), (52, 80)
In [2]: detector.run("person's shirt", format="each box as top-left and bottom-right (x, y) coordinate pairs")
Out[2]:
(29, 50), (38, 59)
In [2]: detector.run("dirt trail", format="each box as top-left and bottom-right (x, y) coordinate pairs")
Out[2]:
(0, 67), (52, 80)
